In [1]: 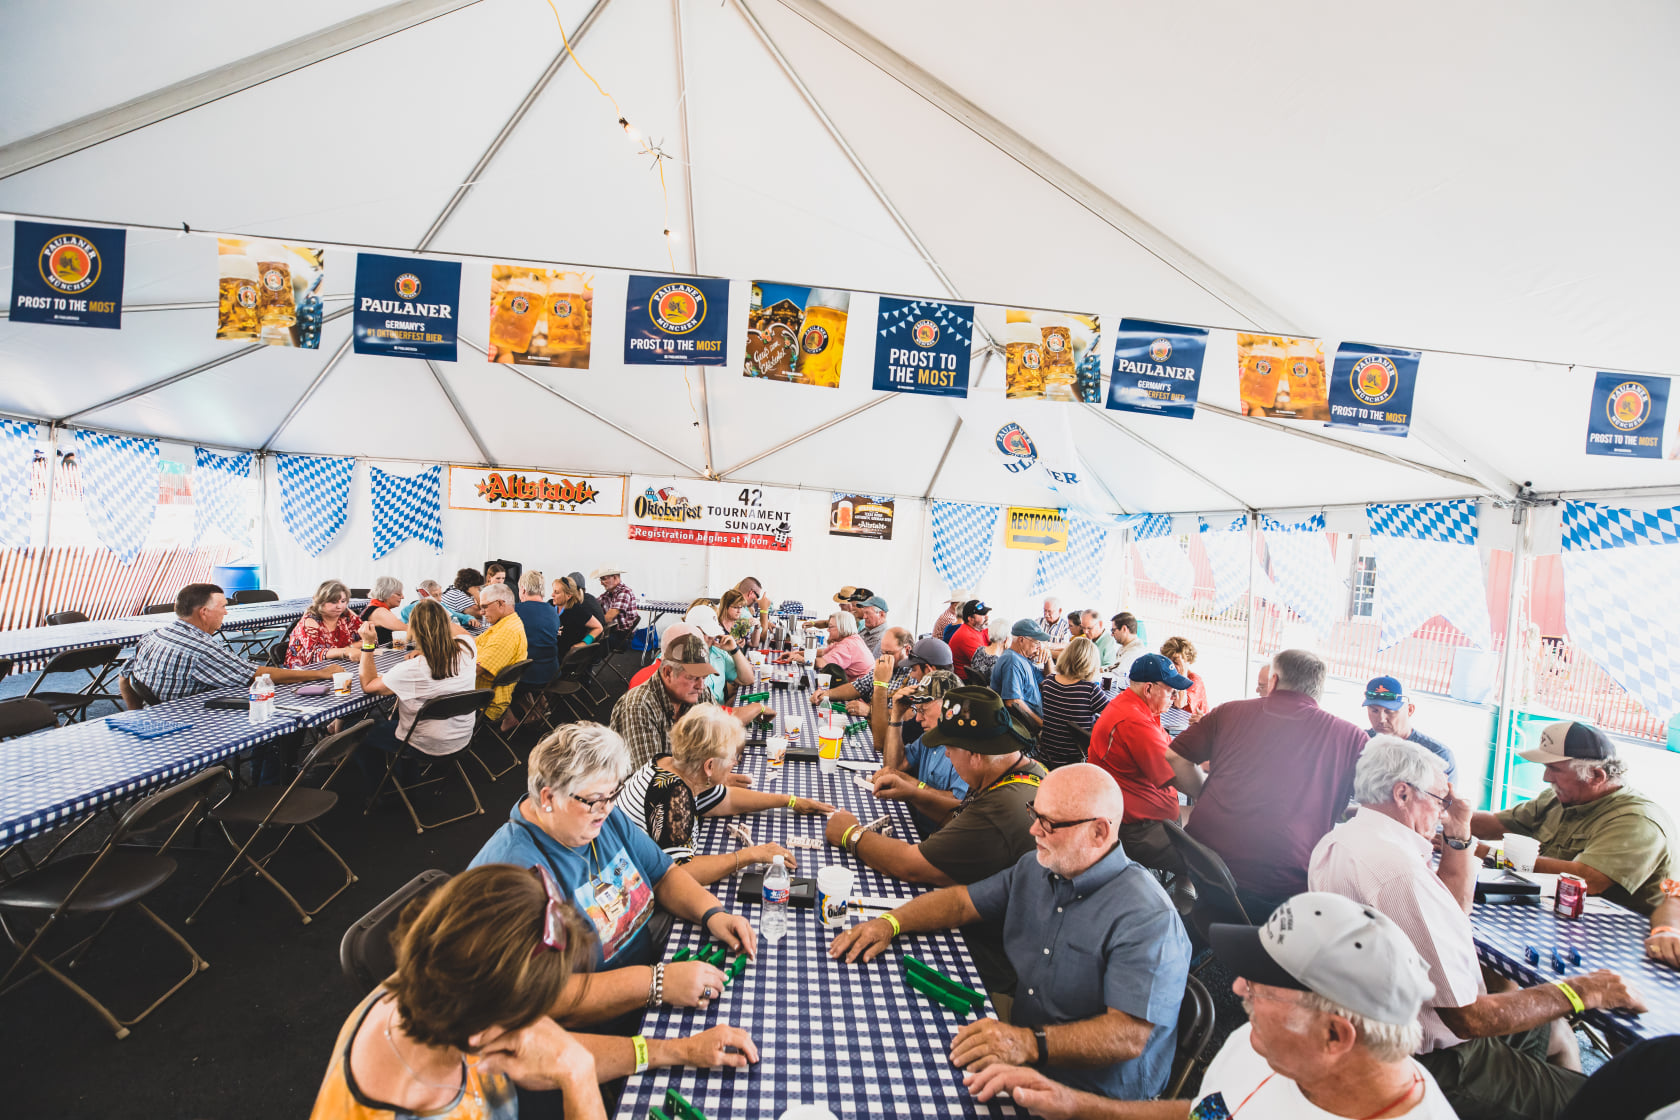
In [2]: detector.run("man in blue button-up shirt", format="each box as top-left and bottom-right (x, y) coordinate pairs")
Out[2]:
(829, 763), (1191, 1104)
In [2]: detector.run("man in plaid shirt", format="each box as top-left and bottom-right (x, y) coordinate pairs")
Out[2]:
(611, 631), (715, 768)
(591, 564), (640, 651)
(121, 583), (336, 703)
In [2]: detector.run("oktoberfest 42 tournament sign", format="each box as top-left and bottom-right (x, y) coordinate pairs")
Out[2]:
(627, 477), (797, 552)
(448, 466), (625, 516)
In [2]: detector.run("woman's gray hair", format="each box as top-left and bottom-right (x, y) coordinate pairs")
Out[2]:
(417, 579), (442, 596)
(370, 575), (403, 601)
(1353, 734), (1446, 806)
(1270, 649), (1327, 700)
(1569, 756), (1628, 783)
(1056, 636), (1100, 681)
(669, 706), (745, 775)
(479, 582), (515, 607)
(519, 569), (546, 597)
(1296, 992), (1424, 1063)
(526, 722), (630, 800)
(830, 611), (858, 638)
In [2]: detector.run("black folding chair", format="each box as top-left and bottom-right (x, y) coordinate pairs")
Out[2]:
(339, 869), (450, 991)
(1160, 820), (1250, 964)
(23, 644), (124, 723)
(266, 638), (290, 668)
(1165, 973), (1217, 1098)
(140, 602), (176, 615)
(349, 588), (371, 599)
(543, 644), (612, 728)
(46, 610), (89, 626)
(0, 766), (224, 1038)
(185, 719), (374, 927)
(231, 589), (278, 605)
(471, 659), (534, 780)
(0, 698), (56, 741)
(0, 656), (10, 683)
(366, 690), (493, 834)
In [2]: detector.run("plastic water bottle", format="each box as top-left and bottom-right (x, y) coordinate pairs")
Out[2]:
(248, 673), (275, 723)
(761, 855), (790, 944)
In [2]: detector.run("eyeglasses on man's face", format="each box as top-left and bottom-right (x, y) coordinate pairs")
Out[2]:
(1026, 801), (1099, 832)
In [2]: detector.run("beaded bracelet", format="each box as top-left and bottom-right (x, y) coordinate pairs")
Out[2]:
(646, 962), (666, 1008)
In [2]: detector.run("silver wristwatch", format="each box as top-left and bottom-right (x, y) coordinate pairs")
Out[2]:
(1443, 836), (1474, 851)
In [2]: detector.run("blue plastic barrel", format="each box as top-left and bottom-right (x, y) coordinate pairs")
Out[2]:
(212, 564), (261, 595)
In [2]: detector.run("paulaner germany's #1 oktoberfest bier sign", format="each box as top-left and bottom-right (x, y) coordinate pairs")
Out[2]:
(448, 466), (625, 516)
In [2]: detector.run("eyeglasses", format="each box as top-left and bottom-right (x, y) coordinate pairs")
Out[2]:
(1026, 802), (1100, 832)
(1408, 782), (1449, 809)
(568, 782), (625, 812)
(530, 865), (569, 956)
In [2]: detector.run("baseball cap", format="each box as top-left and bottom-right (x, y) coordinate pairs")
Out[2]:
(906, 669), (962, 704)
(1519, 720), (1615, 766)
(684, 604), (725, 639)
(1364, 676), (1406, 710)
(589, 565), (625, 580)
(661, 632), (718, 677)
(1010, 618), (1052, 641)
(903, 637), (954, 669)
(1129, 653), (1192, 689)
(1210, 892), (1434, 1027)
(961, 599), (991, 618)
(920, 686), (1034, 754)
(659, 622), (697, 649)
(567, 571), (587, 593)
(858, 595), (889, 612)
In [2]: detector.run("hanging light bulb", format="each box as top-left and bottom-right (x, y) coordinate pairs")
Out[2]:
(619, 116), (640, 145)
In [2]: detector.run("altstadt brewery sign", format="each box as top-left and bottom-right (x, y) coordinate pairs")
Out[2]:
(448, 466), (625, 517)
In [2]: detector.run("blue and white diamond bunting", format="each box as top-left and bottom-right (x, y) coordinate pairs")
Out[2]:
(75, 429), (158, 564)
(1131, 514), (1196, 600)
(931, 502), (998, 592)
(1259, 513), (1342, 636)
(1032, 514), (1114, 597)
(371, 464), (444, 560)
(278, 454), (355, 557)
(0, 419), (37, 548)
(1366, 501), (1491, 650)
(192, 447), (252, 550)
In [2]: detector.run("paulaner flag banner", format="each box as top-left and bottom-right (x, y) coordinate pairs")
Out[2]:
(9, 220), (126, 330)
(623, 275), (729, 365)
(873, 297), (974, 397)
(1328, 343), (1419, 438)
(1585, 372), (1670, 459)
(216, 238), (325, 348)
(353, 252), (461, 362)
(999, 308), (1100, 402)
(1106, 319), (1208, 420)
(487, 265), (592, 368)
(744, 281), (848, 388)
(1238, 334), (1329, 420)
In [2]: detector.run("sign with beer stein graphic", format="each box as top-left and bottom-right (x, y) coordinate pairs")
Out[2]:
(1327, 342), (1420, 438)
(872, 297), (974, 397)
(623, 274), (729, 365)
(9, 220), (126, 330)
(1106, 319), (1208, 420)
(216, 237), (325, 348)
(1585, 371), (1670, 458)
(352, 252), (461, 361)
(1237, 334), (1329, 421)
(487, 264), (592, 368)
(829, 492), (894, 540)
(992, 307), (1099, 402)
(744, 281), (848, 388)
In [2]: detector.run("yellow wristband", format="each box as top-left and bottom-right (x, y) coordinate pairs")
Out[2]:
(787, 794), (797, 809)
(1553, 981), (1585, 1015)
(839, 826), (857, 848)
(883, 913), (901, 938)
(874, 679), (889, 690)
(631, 1033), (650, 1074)
(918, 781), (927, 789)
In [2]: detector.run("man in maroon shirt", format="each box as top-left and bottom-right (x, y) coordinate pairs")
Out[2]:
(1167, 649), (1368, 919)
(1088, 653), (1194, 877)
(947, 599), (992, 683)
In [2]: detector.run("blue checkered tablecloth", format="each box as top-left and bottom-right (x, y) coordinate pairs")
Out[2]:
(615, 676), (1022, 1119)
(1470, 896), (1678, 1045)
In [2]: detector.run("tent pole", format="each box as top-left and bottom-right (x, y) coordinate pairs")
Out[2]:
(0, 0), (485, 180)
(262, 335), (355, 451)
(32, 424), (61, 625)
(256, 451), (269, 581)
(717, 395), (899, 479)
(1244, 511), (1258, 695)
(912, 496), (932, 633)
(1084, 404), (1249, 509)
(670, 0), (715, 478)
(425, 360), (495, 466)
(1489, 504), (1532, 812)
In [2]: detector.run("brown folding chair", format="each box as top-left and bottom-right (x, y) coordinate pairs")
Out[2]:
(46, 610), (89, 626)
(231, 589), (278, 605)
(366, 690), (494, 834)
(185, 719), (374, 927)
(1165, 973), (1217, 1098)
(0, 766), (224, 1038)
(0, 698), (56, 741)
(471, 658), (533, 780)
(339, 869), (450, 991)
(141, 603), (176, 615)
(0, 656), (10, 683)
(348, 588), (371, 599)
(23, 644), (124, 723)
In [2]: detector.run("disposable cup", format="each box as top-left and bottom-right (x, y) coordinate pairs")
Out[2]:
(1503, 833), (1540, 873)
(816, 865), (856, 928)
(332, 672), (352, 695)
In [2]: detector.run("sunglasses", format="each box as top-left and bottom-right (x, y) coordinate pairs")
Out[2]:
(530, 865), (569, 956)
(1026, 801), (1100, 832)
(568, 781), (626, 812)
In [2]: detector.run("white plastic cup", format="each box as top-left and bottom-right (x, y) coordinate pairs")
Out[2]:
(816, 865), (856, 928)
(784, 714), (804, 739)
(1503, 833), (1540, 873)
(767, 737), (787, 767)
(332, 672), (352, 696)
(390, 630), (408, 650)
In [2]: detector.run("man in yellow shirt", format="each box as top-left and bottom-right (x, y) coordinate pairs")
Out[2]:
(475, 583), (528, 721)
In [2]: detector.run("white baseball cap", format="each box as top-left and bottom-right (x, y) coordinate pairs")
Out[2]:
(684, 604), (726, 639)
(1210, 892), (1434, 1027)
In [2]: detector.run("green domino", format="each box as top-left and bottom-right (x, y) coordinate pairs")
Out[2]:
(702, 941), (729, 966)
(663, 1088), (708, 1120)
(904, 971), (975, 1016)
(647, 1108), (671, 1120)
(671, 948), (693, 963)
(903, 956), (985, 1012)
(741, 691), (770, 703)
(725, 954), (749, 985)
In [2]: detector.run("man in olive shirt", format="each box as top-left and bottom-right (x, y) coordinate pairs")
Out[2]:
(1471, 720), (1676, 914)
(825, 686), (1044, 992)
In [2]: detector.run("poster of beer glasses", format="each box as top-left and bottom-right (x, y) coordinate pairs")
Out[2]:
(744, 281), (849, 388)
(974, 307), (1102, 402)
(487, 264), (594, 368)
(1237, 334), (1330, 420)
(216, 238), (325, 347)
(829, 493), (894, 540)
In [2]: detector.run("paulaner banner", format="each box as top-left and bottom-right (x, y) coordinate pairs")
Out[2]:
(217, 237), (325, 348)
(1585, 372), (1669, 459)
(447, 466), (626, 516)
(487, 265), (592, 367)
(627, 476), (798, 552)
(1238, 333), (1328, 420)
(1327, 342), (1419, 437)
(9, 220), (126, 330)
(744, 282), (848, 388)
(1106, 319), (1208, 419)
(623, 275), (730, 365)
(353, 252), (461, 361)
(872, 297), (974, 397)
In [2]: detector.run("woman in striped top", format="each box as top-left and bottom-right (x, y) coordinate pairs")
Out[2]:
(1036, 636), (1109, 769)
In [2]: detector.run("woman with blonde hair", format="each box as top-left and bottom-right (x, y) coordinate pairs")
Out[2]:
(354, 598), (478, 786)
(1036, 635), (1110, 769)
(1158, 635), (1209, 737)
(619, 707), (834, 884)
(285, 579), (363, 667)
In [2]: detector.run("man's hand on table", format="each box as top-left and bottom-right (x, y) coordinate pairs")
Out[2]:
(673, 1025), (760, 1069)
(1646, 928), (1680, 968)
(1568, 969), (1647, 1013)
(870, 770), (920, 801)
(845, 700), (869, 718)
(828, 917), (896, 964)
(809, 686), (829, 706)
(950, 1017), (1035, 1072)
(823, 810), (860, 847)
(963, 1065), (1080, 1120)
(664, 961), (729, 1009)
(702, 909), (758, 960)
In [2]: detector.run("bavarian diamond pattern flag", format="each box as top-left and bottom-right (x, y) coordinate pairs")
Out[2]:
(1366, 501), (1492, 651)
(1132, 514), (1196, 600)
(1200, 515), (1279, 614)
(0, 418), (36, 548)
(931, 502), (998, 591)
(1561, 500), (1680, 720)
(278, 453), (355, 557)
(75, 429), (158, 563)
(1260, 513), (1342, 635)
(371, 464), (444, 560)
(192, 447), (252, 549)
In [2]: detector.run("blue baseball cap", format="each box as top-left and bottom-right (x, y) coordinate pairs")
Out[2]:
(1010, 618), (1052, 641)
(1129, 653), (1192, 689)
(1364, 676), (1406, 710)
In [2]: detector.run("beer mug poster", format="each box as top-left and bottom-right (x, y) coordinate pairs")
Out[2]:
(872, 297), (975, 398)
(622, 274), (729, 365)
(1326, 342), (1421, 438)
(1237, 334), (1330, 421)
(216, 238), (325, 348)
(8, 220), (126, 330)
(1586, 371), (1670, 458)
(352, 253), (461, 362)
(829, 493), (895, 540)
(487, 265), (593, 368)
(993, 308), (1101, 402)
(744, 281), (849, 388)
(1106, 319), (1209, 420)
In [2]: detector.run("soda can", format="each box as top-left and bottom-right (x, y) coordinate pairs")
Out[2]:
(1554, 874), (1586, 920)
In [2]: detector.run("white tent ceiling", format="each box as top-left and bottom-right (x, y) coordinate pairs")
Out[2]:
(2, 0), (1677, 514)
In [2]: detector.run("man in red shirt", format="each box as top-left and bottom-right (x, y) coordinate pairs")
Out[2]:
(1167, 649), (1369, 920)
(1088, 653), (1193, 876)
(947, 599), (992, 683)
